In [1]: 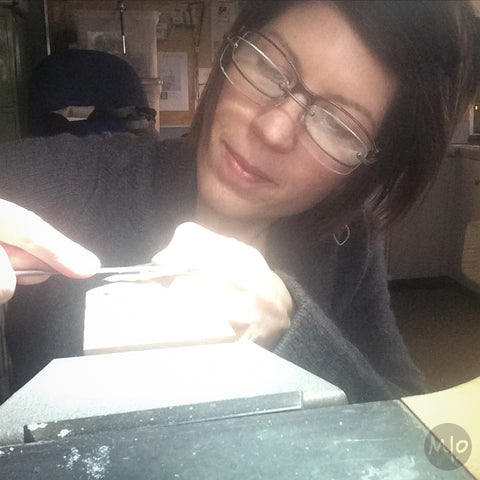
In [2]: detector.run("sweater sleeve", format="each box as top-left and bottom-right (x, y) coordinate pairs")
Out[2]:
(273, 238), (426, 404)
(0, 134), (103, 211)
(0, 132), (185, 262)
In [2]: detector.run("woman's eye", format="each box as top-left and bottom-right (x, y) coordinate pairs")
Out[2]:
(324, 115), (344, 134)
(321, 114), (358, 143)
(252, 54), (284, 80)
(244, 57), (286, 95)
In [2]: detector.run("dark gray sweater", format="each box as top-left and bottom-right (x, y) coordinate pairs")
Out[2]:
(0, 132), (425, 402)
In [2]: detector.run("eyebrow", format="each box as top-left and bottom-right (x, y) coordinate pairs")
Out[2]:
(263, 29), (377, 131)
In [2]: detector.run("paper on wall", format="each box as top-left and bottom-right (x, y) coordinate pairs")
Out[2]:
(158, 51), (189, 111)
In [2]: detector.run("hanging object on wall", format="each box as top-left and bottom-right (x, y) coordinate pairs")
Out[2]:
(118, 0), (127, 55)
(73, 9), (160, 79)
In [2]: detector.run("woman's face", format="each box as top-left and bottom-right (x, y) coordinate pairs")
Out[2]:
(197, 2), (397, 225)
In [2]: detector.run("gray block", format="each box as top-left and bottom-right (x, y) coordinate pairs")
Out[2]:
(0, 342), (346, 445)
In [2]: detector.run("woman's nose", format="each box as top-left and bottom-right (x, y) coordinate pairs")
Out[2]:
(250, 97), (304, 152)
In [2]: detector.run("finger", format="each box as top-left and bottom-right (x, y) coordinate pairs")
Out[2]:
(238, 323), (285, 349)
(0, 243), (53, 271)
(0, 245), (16, 304)
(237, 291), (291, 348)
(228, 319), (249, 339)
(226, 291), (264, 341)
(0, 200), (100, 277)
(151, 223), (210, 270)
(16, 273), (52, 286)
(0, 243), (53, 285)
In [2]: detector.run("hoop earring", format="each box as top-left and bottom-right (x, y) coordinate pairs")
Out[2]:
(333, 224), (350, 246)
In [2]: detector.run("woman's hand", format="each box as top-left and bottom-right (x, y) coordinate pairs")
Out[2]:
(0, 199), (100, 304)
(152, 222), (292, 348)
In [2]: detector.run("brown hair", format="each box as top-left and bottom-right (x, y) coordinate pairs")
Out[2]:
(189, 0), (480, 234)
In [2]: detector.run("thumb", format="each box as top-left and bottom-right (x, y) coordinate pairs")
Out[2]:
(0, 245), (16, 304)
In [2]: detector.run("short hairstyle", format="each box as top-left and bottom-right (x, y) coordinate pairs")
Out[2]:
(189, 0), (480, 234)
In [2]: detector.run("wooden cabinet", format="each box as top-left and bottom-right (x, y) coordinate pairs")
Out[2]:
(386, 148), (480, 293)
(459, 157), (480, 221)
(0, 7), (27, 142)
(449, 155), (480, 291)
(386, 155), (456, 280)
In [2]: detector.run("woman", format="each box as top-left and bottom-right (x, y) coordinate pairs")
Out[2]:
(0, 0), (478, 401)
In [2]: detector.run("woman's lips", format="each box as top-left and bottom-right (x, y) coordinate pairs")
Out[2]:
(224, 145), (275, 184)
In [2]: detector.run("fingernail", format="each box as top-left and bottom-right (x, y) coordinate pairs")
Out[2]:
(60, 248), (101, 276)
